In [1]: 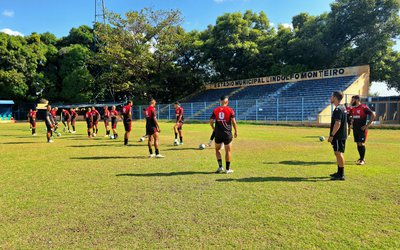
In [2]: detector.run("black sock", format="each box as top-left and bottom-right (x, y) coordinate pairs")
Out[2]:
(96, 129), (98, 134)
(338, 167), (344, 176)
(124, 138), (128, 145)
(72, 126), (75, 131)
(115, 133), (118, 138)
(88, 132), (90, 137)
(180, 137), (183, 143)
(155, 149), (159, 155)
(175, 133), (178, 139)
(337, 166), (340, 174)
(358, 145), (366, 160)
(149, 148), (153, 155)
(106, 130), (110, 135)
(217, 159), (222, 168)
(226, 161), (231, 170)
(32, 129), (35, 134)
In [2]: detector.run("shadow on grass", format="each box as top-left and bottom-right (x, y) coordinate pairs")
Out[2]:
(116, 171), (214, 177)
(2, 141), (36, 144)
(68, 144), (117, 148)
(71, 156), (148, 160)
(263, 161), (334, 166)
(216, 176), (330, 183)
(303, 136), (322, 138)
(165, 147), (200, 151)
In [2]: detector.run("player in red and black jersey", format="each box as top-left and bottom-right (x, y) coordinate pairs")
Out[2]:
(85, 108), (93, 138)
(103, 106), (111, 137)
(145, 99), (164, 158)
(110, 106), (119, 139)
(173, 102), (184, 145)
(350, 95), (376, 165)
(344, 103), (353, 137)
(70, 108), (77, 133)
(51, 107), (59, 133)
(121, 101), (133, 145)
(210, 96), (238, 174)
(61, 109), (71, 133)
(29, 108), (37, 136)
(91, 107), (100, 136)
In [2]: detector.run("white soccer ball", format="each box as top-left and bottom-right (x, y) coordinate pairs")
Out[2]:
(319, 136), (325, 142)
(110, 135), (114, 139)
(57, 133), (61, 137)
(92, 133), (97, 137)
(174, 141), (179, 146)
(199, 144), (206, 150)
(139, 137), (145, 142)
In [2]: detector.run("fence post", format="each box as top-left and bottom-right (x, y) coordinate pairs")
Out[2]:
(276, 98), (279, 121)
(168, 104), (171, 120)
(139, 105), (141, 120)
(235, 100), (238, 120)
(191, 103), (194, 119)
(256, 99), (258, 121)
(301, 97), (304, 123)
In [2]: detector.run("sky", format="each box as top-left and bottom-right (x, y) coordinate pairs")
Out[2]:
(0, 0), (399, 95)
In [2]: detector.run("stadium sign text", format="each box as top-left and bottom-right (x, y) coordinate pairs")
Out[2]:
(208, 65), (369, 89)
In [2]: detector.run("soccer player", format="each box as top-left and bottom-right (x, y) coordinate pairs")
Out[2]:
(344, 103), (353, 137)
(61, 108), (71, 133)
(91, 106), (100, 136)
(173, 102), (184, 145)
(210, 96), (238, 174)
(110, 106), (119, 139)
(103, 106), (111, 137)
(145, 99), (164, 158)
(328, 91), (347, 181)
(27, 109), (32, 131)
(350, 95), (376, 165)
(45, 105), (55, 143)
(51, 107), (59, 134)
(70, 108), (77, 133)
(85, 108), (93, 138)
(122, 100), (133, 145)
(29, 108), (37, 136)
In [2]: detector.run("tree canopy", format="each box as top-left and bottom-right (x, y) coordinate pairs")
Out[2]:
(0, 0), (399, 104)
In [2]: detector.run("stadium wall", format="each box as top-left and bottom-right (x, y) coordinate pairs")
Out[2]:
(318, 65), (370, 123)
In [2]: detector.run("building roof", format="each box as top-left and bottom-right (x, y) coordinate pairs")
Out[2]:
(0, 100), (14, 105)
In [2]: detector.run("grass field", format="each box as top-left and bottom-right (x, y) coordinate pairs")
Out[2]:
(0, 121), (399, 249)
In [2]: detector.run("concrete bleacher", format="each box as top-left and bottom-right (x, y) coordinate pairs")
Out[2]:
(178, 75), (358, 121)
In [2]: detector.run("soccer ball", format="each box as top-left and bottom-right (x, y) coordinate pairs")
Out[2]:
(199, 144), (206, 150)
(139, 137), (145, 142)
(57, 133), (61, 137)
(110, 135), (114, 139)
(319, 136), (325, 142)
(92, 133), (97, 137)
(174, 140), (179, 146)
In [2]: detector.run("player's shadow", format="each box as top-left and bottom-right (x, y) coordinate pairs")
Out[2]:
(116, 171), (214, 177)
(71, 156), (148, 160)
(216, 176), (329, 183)
(263, 161), (334, 166)
(2, 141), (36, 145)
(166, 147), (200, 151)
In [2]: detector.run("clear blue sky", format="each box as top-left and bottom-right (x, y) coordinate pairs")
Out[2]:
(0, 0), (399, 94)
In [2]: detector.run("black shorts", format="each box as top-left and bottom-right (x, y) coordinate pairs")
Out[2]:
(45, 122), (52, 132)
(332, 139), (346, 153)
(86, 120), (93, 129)
(62, 117), (70, 123)
(353, 128), (368, 143)
(111, 118), (117, 129)
(146, 126), (158, 136)
(124, 120), (132, 132)
(215, 133), (233, 145)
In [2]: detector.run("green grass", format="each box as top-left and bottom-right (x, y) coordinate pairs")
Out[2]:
(0, 121), (399, 249)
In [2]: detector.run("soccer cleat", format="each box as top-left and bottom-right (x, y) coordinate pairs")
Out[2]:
(47, 140), (54, 143)
(226, 169), (234, 174)
(104, 135), (109, 137)
(32, 133), (37, 136)
(215, 167), (224, 173)
(68, 130), (72, 133)
(330, 172), (339, 177)
(92, 133), (97, 137)
(330, 175), (345, 181)
(155, 154), (165, 158)
(356, 160), (365, 165)
(149, 154), (156, 158)
(179, 142), (183, 145)
(71, 131), (76, 134)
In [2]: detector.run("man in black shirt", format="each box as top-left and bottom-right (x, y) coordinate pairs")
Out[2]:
(328, 91), (347, 180)
(45, 105), (55, 143)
